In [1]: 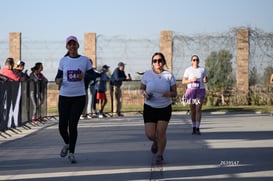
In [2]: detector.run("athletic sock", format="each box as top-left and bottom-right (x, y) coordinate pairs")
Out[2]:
(196, 122), (200, 128)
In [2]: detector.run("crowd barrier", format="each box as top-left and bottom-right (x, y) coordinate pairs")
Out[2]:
(0, 78), (47, 132)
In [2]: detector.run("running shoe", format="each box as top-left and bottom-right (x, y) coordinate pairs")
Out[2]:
(156, 155), (164, 164)
(60, 145), (69, 157)
(151, 141), (158, 154)
(68, 153), (77, 164)
(98, 114), (104, 118)
(192, 127), (197, 135)
(196, 128), (201, 135)
(117, 113), (124, 117)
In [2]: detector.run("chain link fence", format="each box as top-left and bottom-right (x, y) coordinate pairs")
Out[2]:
(1, 28), (273, 107)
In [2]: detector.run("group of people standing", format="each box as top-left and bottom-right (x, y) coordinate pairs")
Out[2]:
(55, 35), (208, 164)
(80, 60), (131, 119)
(0, 57), (48, 123)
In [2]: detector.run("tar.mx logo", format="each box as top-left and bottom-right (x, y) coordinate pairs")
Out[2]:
(181, 97), (201, 105)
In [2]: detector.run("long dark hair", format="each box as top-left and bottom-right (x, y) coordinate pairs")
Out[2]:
(31, 62), (43, 72)
(151, 52), (168, 68)
(191, 55), (199, 61)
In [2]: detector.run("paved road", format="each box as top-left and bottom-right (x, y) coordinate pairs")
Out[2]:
(0, 112), (273, 181)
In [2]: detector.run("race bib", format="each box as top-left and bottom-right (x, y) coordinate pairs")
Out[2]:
(190, 81), (200, 89)
(67, 70), (81, 82)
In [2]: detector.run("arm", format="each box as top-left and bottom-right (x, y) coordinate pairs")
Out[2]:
(182, 76), (197, 85)
(140, 83), (152, 100)
(163, 84), (177, 97)
(203, 75), (208, 83)
(55, 69), (63, 85)
(85, 68), (96, 82)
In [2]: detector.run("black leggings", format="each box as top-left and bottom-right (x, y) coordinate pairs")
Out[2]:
(58, 95), (86, 153)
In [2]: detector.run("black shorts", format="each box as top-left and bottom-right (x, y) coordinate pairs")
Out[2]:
(143, 104), (172, 123)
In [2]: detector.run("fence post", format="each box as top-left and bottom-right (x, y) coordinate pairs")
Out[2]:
(9, 32), (21, 64)
(236, 28), (249, 93)
(84, 32), (97, 67)
(160, 31), (173, 72)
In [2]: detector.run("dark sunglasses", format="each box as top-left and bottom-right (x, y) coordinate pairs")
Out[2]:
(152, 59), (163, 63)
(192, 59), (199, 62)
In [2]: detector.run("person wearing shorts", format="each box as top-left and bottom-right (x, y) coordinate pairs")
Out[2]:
(182, 55), (208, 135)
(96, 65), (110, 118)
(140, 52), (177, 164)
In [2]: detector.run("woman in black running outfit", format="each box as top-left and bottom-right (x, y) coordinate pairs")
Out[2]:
(55, 36), (95, 163)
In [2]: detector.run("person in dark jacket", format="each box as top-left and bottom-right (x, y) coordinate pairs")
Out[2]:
(110, 62), (131, 116)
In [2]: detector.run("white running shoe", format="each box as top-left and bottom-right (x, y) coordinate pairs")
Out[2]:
(60, 145), (69, 157)
(68, 153), (77, 164)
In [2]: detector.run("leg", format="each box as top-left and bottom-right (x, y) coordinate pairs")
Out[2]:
(81, 90), (88, 117)
(195, 89), (206, 135)
(195, 99), (204, 135)
(90, 86), (96, 114)
(190, 103), (197, 134)
(156, 121), (169, 156)
(110, 86), (115, 114)
(115, 86), (122, 115)
(30, 91), (37, 121)
(68, 96), (86, 153)
(101, 97), (107, 113)
(58, 96), (70, 145)
(145, 122), (157, 142)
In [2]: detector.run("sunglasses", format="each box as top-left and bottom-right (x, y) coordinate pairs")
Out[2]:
(152, 59), (163, 63)
(192, 59), (199, 62)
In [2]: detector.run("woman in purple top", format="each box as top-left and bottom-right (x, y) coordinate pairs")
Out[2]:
(182, 55), (208, 135)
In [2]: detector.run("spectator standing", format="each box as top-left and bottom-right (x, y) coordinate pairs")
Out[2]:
(110, 62), (131, 116)
(29, 62), (48, 122)
(140, 52), (177, 164)
(89, 79), (98, 118)
(55, 35), (95, 164)
(80, 59), (95, 120)
(13, 60), (29, 81)
(0, 57), (20, 81)
(96, 65), (110, 118)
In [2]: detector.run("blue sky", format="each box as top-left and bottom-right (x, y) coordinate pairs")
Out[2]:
(1, 0), (273, 40)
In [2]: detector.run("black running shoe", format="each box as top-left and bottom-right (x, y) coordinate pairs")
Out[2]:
(60, 145), (69, 157)
(196, 128), (201, 135)
(151, 141), (158, 154)
(192, 127), (197, 135)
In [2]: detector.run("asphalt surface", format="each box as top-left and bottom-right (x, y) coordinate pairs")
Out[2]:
(0, 112), (273, 181)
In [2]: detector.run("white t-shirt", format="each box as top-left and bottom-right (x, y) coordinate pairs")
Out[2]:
(141, 69), (176, 108)
(183, 66), (206, 89)
(58, 55), (93, 97)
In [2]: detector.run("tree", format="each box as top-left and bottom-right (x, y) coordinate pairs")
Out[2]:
(249, 66), (259, 87)
(205, 50), (234, 90)
(262, 66), (273, 86)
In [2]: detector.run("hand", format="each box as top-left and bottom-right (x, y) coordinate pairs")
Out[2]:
(203, 76), (208, 83)
(143, 91), (152, 100)
(77, 69), (83, 80)
(163, 91), (175, 97)
(55, 78), (63, 85)
(191, 77), (197, 83)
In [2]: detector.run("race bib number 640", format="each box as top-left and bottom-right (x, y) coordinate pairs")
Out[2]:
(67, 70), (81, 82)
